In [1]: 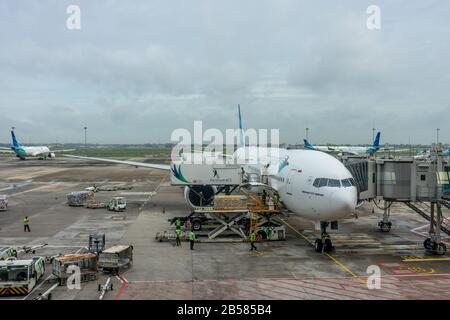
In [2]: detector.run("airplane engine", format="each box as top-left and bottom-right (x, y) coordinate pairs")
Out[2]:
(48, 152), (56, 158)
(184, 185), (217, 208)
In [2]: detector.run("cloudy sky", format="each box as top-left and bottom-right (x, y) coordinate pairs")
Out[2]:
(0, 1), (449, 145)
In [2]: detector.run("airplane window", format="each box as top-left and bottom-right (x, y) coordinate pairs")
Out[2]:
(341, 179), (352, 187)
(318, 178), (328, 187)
(328, 179), (341, 187)
(313, 178), (320, 187)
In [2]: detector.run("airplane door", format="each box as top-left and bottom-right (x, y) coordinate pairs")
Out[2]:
(286, 171), (295, 195)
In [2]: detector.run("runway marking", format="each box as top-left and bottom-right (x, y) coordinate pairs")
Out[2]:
(111, 274), (450, 300)
(21, 274), (53, 300)
(277, 218), (366, 285)
(8, 183), (63, 198)
(402, 257), (450, 262)
(138, 173), (169, 212)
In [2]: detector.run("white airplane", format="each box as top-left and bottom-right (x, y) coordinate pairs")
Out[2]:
(65, 106), (358, 253)
(0, 130), (74, 160)
(414, 147), (450, 160)
(304, 132), (381, 156)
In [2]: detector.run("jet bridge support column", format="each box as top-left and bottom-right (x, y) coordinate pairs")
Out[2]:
(424, 202), (447, 255)
(378, 200), (392, 232)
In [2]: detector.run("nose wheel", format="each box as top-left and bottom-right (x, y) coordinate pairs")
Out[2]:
(424, 238), (447, 255)
(378, 221), (392, 232)
(314, 222), (334, 253)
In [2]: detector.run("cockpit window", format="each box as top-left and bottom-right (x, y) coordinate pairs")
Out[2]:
(328, 179), (341, 187)
(341, 179), (352, 187)
(313, 178), (320, 187)
(349, 178), (356, 186)
(318, 178), (328, 187)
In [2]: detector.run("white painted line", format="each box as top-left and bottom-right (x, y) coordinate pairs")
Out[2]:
(22, 274), (53, 300)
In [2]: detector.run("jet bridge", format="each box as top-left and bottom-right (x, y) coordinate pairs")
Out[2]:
(339, 152), (450, 255)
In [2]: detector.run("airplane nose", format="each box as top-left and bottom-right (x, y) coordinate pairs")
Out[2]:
(331, 187), (358, 215)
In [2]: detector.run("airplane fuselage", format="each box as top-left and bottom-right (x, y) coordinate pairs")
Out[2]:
(12, 146), (52, 159)
(234, 147), (357, 221)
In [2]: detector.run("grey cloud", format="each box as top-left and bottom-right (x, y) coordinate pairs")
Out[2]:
(0, 1), (449, 145)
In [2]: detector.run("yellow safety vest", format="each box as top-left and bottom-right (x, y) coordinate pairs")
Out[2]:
(250, 232), (256, 241)
(23, 218), (29, 225)
(188, 232), (195, 241)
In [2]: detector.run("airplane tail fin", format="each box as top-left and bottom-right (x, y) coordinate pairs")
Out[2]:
(11, 130), (20, 149)
(304, 139), (315, 150)
(238, 104), (244, 148)
(373, 132), (381, 148)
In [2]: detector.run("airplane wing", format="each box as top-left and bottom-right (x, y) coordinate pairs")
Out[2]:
(63, 154), (171, 171)
(0, 149), (14, 153)
(51, 149), (77, 153)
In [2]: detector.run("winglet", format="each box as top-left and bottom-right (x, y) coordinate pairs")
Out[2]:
(11, 130), (20, 149)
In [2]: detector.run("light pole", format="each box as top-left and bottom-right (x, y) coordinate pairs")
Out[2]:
(437, 128), (440, 144)
(84, 126), (88, 155)
(306, 128), (309, 140)
(372, 128), (376, 142)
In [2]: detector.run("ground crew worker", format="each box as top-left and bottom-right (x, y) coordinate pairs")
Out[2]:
(23, 216), (30, 232)
(273, 192), (280, 209)
(175, 218), (181, 230)
(249, 230), (257, 251)
(240, 167), (246, 182)
(175, 228), (182, 246)
(261, 190), (267, 205)
(188, 230), (196, 250)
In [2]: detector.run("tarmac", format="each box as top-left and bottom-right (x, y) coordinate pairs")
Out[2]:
(0, 155), (449, 300)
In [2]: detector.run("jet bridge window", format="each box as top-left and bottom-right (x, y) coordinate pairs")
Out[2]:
(327, 179), (341, 187)
(437, 172), (450, 185)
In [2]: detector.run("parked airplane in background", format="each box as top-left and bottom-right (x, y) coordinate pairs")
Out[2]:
(414, 147), (450, 160)
(304, 132), (381, 156)
(0, 130), (74, 160)
(65, 106), (358, 253)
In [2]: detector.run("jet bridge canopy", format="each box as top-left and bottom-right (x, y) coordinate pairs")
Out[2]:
(340, 155), (449, 202)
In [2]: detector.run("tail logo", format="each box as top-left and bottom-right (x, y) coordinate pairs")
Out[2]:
(171, 164), (190, 183)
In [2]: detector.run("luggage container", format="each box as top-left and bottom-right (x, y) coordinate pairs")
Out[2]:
(52, 253), (98, 286)
(98, 245), (133, 274)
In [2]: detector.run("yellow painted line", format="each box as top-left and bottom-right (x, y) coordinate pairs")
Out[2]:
(402, 257), (450, 262)
(276, 218), (313, 245)
(277, 218), (366, 285)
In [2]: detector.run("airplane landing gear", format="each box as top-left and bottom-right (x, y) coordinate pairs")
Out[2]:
(424, 238), (447, 255)
(314, 222), (333, 253)
(378, 221), (392, 232)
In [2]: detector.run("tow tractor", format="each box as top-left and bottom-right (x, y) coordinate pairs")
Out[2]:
(0, 247), (17, 260)
(169, 212), (210, 231)
(106, 197), (127, 212)
(0, 257), (45, 296)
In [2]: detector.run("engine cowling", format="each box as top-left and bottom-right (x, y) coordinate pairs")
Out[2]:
(48, 152), (56, 158)
(184, 185), (217, 208)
